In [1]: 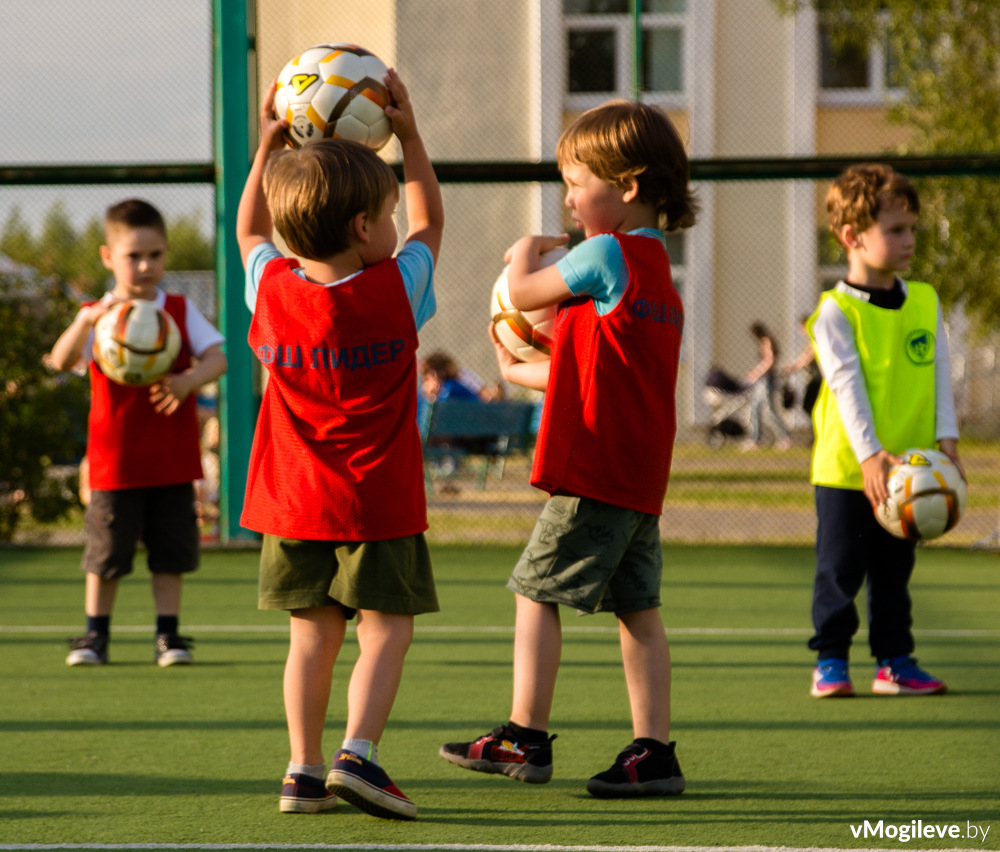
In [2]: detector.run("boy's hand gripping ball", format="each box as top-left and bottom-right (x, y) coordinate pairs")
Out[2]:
(490, 247), (567, 363)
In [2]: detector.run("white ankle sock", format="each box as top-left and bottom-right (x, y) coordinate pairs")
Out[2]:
(342, 738), (378, 764)
(287, 761), (325, 780)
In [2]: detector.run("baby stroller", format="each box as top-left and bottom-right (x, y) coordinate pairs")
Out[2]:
(703, 367), (751, 448)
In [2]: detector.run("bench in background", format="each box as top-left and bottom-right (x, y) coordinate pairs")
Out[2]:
(421, 399), (538, 490)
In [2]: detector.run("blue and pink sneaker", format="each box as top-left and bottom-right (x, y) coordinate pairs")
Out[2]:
(872, 656), (946, 695)
(811, 658), (855, 697)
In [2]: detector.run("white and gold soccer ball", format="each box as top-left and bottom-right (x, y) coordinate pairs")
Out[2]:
(490, 247), (567, 363)
(875, 448), (967, 541)
(273, 43), (392, 150)
(92, 299), (181, 387)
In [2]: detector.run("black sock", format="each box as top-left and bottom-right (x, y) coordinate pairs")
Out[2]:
(87, 615), (110, 636)
(156, 615), (179, 636)
(508, 721), (548, 742)
(635, 737), (673, 757)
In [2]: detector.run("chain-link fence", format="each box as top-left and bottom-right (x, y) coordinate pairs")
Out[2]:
(3, 1), (999, 548)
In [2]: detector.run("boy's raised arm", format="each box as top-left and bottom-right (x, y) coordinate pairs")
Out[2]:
(236, 80), (288, 266)
(385, 69), (444, 264)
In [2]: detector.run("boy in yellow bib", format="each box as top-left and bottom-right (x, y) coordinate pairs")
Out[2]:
(807, 164), (964, 698)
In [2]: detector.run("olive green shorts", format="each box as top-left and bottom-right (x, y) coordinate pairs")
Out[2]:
(258, 533), (439, 615)
(508, 495), (662, 615)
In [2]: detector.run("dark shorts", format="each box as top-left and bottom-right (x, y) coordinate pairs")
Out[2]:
(81, 484), (200, 580)
(508, 495), (663, 614)
(258, 533), (439, 615)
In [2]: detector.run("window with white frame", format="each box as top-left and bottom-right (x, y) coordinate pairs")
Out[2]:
(564, 0), (689, 111)
(558, 1), (697, 314)
(818, 14), (904, 105)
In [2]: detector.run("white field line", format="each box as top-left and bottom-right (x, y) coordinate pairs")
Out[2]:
(0, 845), (979, 852)
(0, 624), (997, 638)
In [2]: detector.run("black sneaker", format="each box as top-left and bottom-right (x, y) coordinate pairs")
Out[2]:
(279, 773), (338, 814)
(439, 724), (555, 784)
(66, 631), (108, 666)
(155, 633), (194, 666)
(586, 740), (686, 798)
(325, 749), (416, 820)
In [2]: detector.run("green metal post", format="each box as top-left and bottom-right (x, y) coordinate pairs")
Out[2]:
(213, 0), (257, 541)
(631, 0), (643, 99)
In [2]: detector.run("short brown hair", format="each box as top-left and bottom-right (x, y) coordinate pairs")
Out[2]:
(104, 198), (167, 243)
(263, 139), (398, 260)
(422, 351), (459, 380)
(556, 100), (698, 232)
(826, 163), (920, 237)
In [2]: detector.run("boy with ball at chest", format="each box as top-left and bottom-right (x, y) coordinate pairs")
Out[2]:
(807, 164), (964, 698)
(440, 100), (697, 797)
(48, 199), (228, 667)
(236, 68), (443, 818)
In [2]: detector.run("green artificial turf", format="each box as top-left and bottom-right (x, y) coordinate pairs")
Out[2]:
(0, 544), (998, 850)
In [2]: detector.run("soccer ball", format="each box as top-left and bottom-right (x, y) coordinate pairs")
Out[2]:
(273, 43), (392, 150)
(490, 247), (567, 363)
(875, 448), (967, 541)
(92, 299), (181, 387)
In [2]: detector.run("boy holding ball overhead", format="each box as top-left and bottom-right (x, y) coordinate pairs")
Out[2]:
(236, 68), (442, 819)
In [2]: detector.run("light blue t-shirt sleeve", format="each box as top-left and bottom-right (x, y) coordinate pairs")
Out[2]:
(245, 242), (284, 312)
(556, 233), (626, 316)
(396, 240), (437, 331)
(555, 229), (664, 316)
(244, 240), (436, 329)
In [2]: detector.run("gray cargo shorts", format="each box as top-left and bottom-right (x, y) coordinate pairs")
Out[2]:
(507, 494), (662, 614)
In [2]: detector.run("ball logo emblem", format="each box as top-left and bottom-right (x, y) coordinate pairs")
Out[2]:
(290, 74), (318, 95)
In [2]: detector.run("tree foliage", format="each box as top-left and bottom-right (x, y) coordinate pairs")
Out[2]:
(0, 202), (215, 298)
(775, 0), (1000, 333)
(0, 274), (90, 540)
(166, 211), (215, 271)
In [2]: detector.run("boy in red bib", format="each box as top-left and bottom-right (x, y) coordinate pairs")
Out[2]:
(439, 101), (697, 797)
(48, 198), (227, 667)
(236, 69), (443, 819)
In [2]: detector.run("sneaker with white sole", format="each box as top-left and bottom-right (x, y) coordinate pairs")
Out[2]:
(439, 724), (555, 784)
(586, 740), (686, 798)
(155, 633), (194, 666)
(325, 749), (416, 820)
(279, 773), (338, 814)
(872, 656), (946, 695)
(66, 631), (108, 666)
(811, 658), (855, 697)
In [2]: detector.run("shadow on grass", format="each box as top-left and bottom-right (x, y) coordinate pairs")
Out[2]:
(0, 718), (287, 733)
(1, 771), (273, 797)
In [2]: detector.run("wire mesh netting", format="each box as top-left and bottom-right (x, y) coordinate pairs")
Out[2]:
(2, 0), (999, 548)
